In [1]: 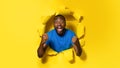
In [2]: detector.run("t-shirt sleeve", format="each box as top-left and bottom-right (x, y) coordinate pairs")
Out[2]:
(45, 32), (50, 45)
(45, 39), (49, 45)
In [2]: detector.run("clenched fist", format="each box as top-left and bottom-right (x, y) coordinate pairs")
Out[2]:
(72, 36), (78, 44)
(41, 33), (48, 43)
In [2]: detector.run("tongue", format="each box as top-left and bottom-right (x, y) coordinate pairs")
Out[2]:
(57, 28), (62, 32)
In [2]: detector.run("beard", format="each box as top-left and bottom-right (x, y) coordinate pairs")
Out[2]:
(55, 28), (66, 36)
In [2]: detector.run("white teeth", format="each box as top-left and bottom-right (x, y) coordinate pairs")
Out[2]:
(57, 29), (62, 32)
(57, 26), (62, 32)
(57, 26), (62, 29)
(58, 27), (61, 29)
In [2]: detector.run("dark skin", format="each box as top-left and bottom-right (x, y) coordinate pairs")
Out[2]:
(37, 18), (82, 58)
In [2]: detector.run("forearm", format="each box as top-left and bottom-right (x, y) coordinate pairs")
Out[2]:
(73, 39), (82, 56)
(37, 40), (47, 58)
(75, 44), (82, 56)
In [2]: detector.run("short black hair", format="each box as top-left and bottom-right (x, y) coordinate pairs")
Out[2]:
(54, 14), (66, 23)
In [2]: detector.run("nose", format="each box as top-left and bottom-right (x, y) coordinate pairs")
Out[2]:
(57, 22), (61, 26)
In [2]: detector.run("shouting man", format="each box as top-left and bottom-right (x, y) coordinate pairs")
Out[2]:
(37, 15), (82, 58)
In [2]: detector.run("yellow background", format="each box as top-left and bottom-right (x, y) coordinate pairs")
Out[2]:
(1, 0), (120, 68)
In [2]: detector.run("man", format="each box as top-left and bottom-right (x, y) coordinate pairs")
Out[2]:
(37, 15), (82, 58)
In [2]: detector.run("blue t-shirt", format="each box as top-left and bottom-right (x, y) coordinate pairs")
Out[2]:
(45, 29), (76, 52)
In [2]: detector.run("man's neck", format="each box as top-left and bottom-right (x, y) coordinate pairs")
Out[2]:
(56, 28), (66, 36)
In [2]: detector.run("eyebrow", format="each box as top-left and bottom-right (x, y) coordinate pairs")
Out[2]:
(54, 19), (64, 23)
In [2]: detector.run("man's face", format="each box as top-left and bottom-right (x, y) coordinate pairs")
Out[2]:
(54, 18), (66, 35)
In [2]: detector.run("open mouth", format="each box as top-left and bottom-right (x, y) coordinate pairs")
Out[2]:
(56, 26), (63, 33)
(57, 28), (63, 32)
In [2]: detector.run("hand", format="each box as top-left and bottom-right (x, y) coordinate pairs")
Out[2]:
(72, 36), (82, 56)
(41, 33), (48, 43)
(72, 36), (77, 44)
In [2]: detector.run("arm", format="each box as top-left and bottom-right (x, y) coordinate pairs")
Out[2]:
(72, 36), (82, 56)
(37, 33), (48, 58)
